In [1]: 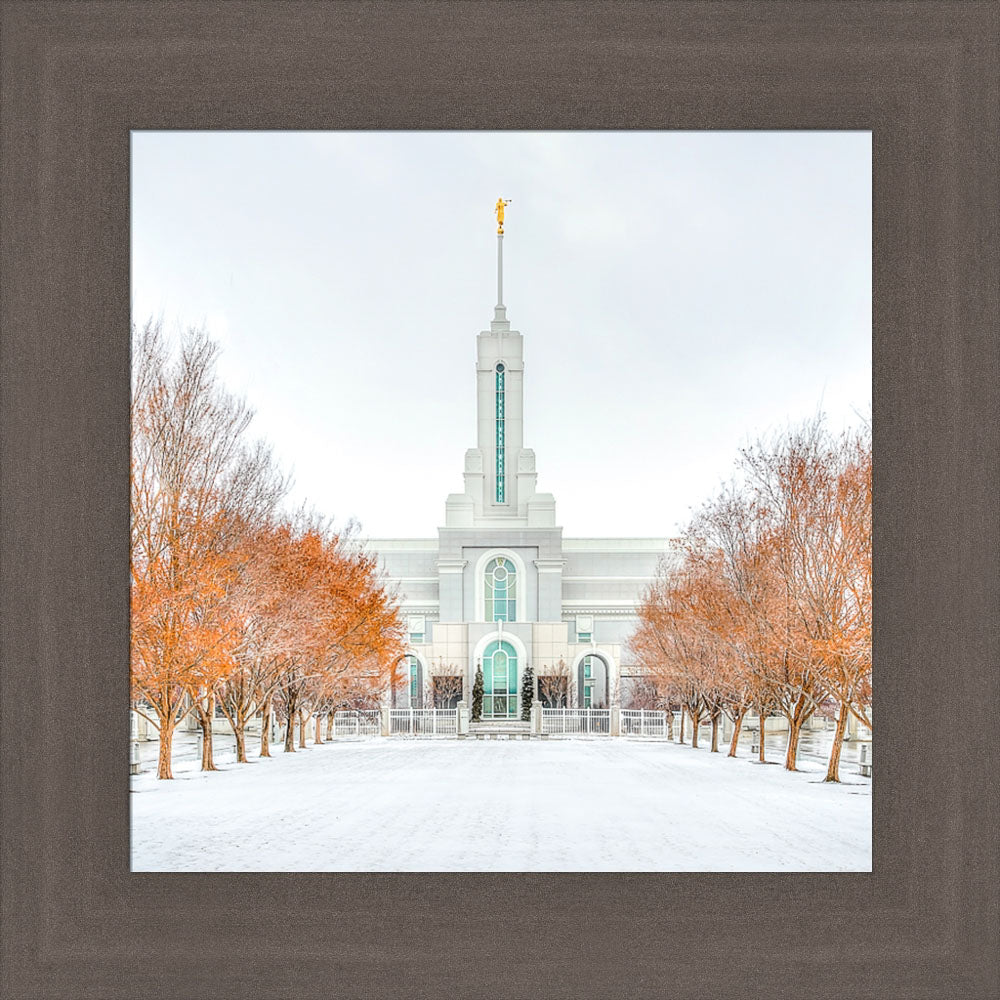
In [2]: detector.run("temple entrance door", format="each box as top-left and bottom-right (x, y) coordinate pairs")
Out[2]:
(483, 640), (518, 719)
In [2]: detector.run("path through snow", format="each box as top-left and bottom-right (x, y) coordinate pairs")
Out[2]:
(131, 737), (871, 872)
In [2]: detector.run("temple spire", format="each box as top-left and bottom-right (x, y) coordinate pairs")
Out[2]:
(494, 197), (510, 322)
(497, 233), (504, 307)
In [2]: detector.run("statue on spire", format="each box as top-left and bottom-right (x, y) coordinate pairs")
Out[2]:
(495, 197), (511, 234)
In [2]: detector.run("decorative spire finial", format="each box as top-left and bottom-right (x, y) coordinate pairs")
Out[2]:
(495, 197), (510, 235)
(495, 198), (512, 312)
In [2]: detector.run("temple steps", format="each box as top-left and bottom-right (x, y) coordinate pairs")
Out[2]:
(465, 720), (546, 740)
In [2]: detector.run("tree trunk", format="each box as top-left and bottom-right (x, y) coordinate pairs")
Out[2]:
(314, 713), (323, 744)
(785, 690), (816, 771)
(284, 707), (296, 753)
(157, 720), (175, 780)
(199, 714), (218, 771)
(758, 713), (766, 763)
(191, 694), (218, 772)
(298, 709), (309, 749)
(678, 706), (686, 744)
(690, 709), (700, 749)
(665, 710), (674, 741)
(824, 699), (849, 782)
(710, 711), (720, 753)
(326, 712), (335, 740)
(218, 699), (248, 764)
(260, 700), (272, 757)
(234, 723), (247, 764)
(784, 718), (803, 771)
(728, 710), (745, 757)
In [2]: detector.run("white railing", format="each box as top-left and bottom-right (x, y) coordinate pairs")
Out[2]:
(541, 708), (611, 736)
(389, 708), (458, 736)
(332, 710), (381, 737)
(621, 709), (668, 738)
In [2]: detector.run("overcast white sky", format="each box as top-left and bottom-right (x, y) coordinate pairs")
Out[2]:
(131, 131), (871, 539)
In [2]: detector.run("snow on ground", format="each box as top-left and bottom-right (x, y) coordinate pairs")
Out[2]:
(131, 736), (871, 872)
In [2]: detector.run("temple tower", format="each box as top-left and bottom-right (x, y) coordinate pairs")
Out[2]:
(444, 205), (556, 528)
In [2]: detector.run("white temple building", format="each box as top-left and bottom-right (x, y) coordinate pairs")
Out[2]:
(366, 211), (672, 718)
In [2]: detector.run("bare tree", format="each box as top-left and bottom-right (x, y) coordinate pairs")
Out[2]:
(537, 658), (571, 708)
(428, 659), (464, 709)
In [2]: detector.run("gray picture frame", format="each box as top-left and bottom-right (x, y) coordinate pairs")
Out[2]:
(2, 2), (997, 997)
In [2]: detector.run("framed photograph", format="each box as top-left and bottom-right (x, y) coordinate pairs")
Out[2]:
(3, 3), (997, 998)
(128, 129), (872, 875)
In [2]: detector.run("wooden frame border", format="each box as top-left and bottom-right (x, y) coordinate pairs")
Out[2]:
(2, 2), (997, 997)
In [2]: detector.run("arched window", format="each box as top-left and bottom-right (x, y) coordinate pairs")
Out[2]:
(484, 555), (517, 622)
(495, 363), (506, 502)
(482, 640), (518, 719)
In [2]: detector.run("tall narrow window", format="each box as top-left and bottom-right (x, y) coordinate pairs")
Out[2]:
(495, 363), (505, 502)
(484, 556), (517, 622)
(579, 655), (605, 709)
(406, 654), (422, 708)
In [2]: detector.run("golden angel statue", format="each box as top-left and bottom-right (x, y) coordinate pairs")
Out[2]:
(495, 197), (511, 234)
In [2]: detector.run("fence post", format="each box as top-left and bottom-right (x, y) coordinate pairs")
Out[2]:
(432, 709), (437, 735)
(610, 705), (620, 737)
(530, 701), (541, 735)
(380, 705), (390, 737)
(409, 708), (414, 735)
(355, 713), (360, 736)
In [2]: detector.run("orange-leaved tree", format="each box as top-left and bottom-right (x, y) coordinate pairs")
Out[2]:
(130, 321), (285, 777)
(740, 416), (871, 776)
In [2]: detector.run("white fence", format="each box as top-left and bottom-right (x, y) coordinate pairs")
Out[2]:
(389, 708), (458, 736)
(330, 707), (666, 739)
(621, 709), (668, 738)
(332, 710), (381, 737)
(541, 708), (611, 736)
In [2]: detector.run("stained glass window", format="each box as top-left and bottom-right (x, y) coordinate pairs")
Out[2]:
(484, 556), (517, 622)
(495, 363), (505, 502)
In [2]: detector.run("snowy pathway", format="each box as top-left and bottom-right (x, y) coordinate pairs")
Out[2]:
(130, 738), (871, 872)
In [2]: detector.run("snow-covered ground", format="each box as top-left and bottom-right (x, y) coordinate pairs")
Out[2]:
(131, 736), (871, 872)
